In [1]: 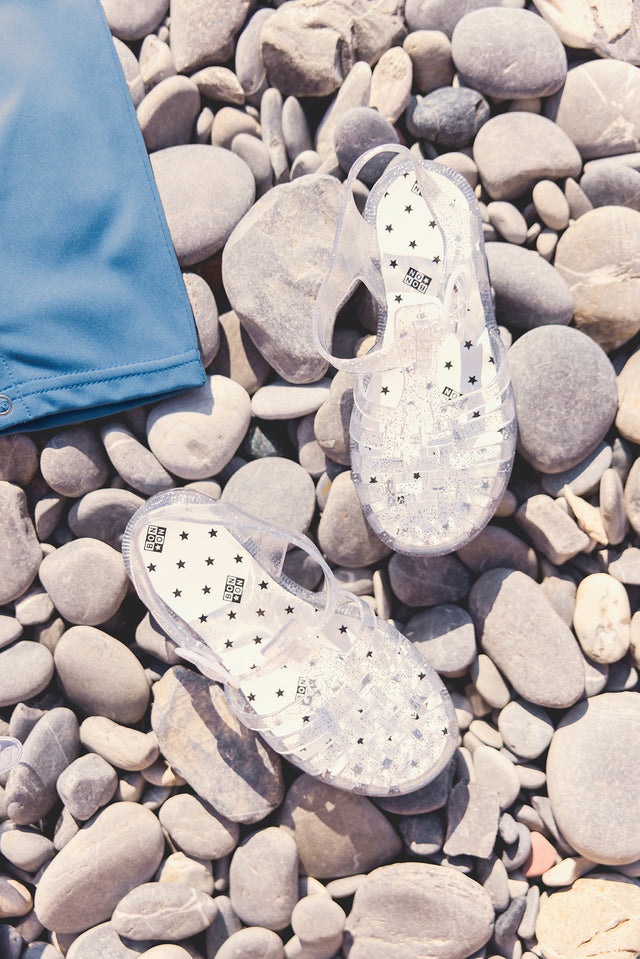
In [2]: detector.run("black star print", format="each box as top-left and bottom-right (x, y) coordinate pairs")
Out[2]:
(234, 554), (243, 564)
(224, 639), (233, 648)
(418, 672), (426, 680)
(464, 340), (472, 350)
(488, 356), (495, 365)
(381, 386), (389, 395)
(208, 528), (217, 537)
(253, 635), (262, 645)
(384, 190), (389, 198)
(147, 563), (156, 572)
(227, 610), (236, 620)
(408, 239), (417, 249)
(176, 560), (185, 569)
(205, 557), (214, 566)
(385, 224), (393, 233)
(498, 426), (505, 434)
(370, 476), (377, 484)
(441, 726), (448, 735)
(285, 605), (294, 614)
(389, 259), (398, 269)
(250, 664), (257, 670)
(413, 712), (420, 720)
(402, 172), (409, 179)
(339, 625), (348, 634)
(199, 614), (207, 623)
(473, 411), (480, 418)
(394, 294), (402, 303)
(366, 650), (373, 658)
(405, 204), (412, 213)
(256, 608), (265, 617)
(180, 531), (189, 540)
(302, 715), (310, 723)
(444, 360), (452, 369)
(468, 375), (477, 385)
(482, 480), (489, 490)
(357, 737), (364, 744)
(276, 689), (284, 698)
(429, 220), (436, 228)
(413, 472), (420, 480)
(410, 759), (418, 768)
(433, 255), (441, 264)
(173, 588), (182, 597)
(247, 692), (255, 702)
(258, 580), (268, 590)
(202, 585), (211, 594)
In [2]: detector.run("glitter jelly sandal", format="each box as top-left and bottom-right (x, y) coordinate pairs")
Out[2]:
(122, 489), (457, 796)
(313, 143), (517, 555)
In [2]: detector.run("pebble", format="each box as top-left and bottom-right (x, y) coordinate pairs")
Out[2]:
(541, 856), (597, 888)
(56, 753), (118, 821)
(151, 667), (284, 824)
(484, 243), (573, 333)
(296, 415), (328, 478)
(139, 36), (175, 93)
(398, 811), (444, 856)
(112, 882), (216, 940)
(157, 852), (213, 895)
(551, 59), (640, 159)
(581, 163), (640, 211)
(536, 874), (640, 959)
(608, 547), (640, 585)
(541, 442), (613, 498)
(67, 489), (145, 550)
(251, 378), (331, 420)
(375, 756), (456, 816)
(158, 793), (239, 859)
(211, 107), (260, 148)
(66, 922), (152, 959)
(498, 700), (553, 760)
(39, 538), (129, 626)
(114, 36), (145, 107)
(5, 708), (79, 825)
(0, 484), (42, 605)
(231, 133), (273, 196)
(0, 641), (53, 708)
(281, 96), (313, 162)
(493, 894), (526, 956)
(409, 88), (490, 150)
(469, 654), (510, 709)
(0, 827), (56, 873)
(0, 876), (32, 918)
(486, 202), (526, 244)
(0, 435), (38, 484)
(190, 66), (244, 105)
(228, 827), (298, 930)
(456, 525), (538, 579)
(278, 774), (401, 879)
(40, 426), (110, 497)
(221, 456), (316, 534)
(451, 8), (566, 99)
(260, 87), (289, 185)
(531, 179), (570, 231)
(443, 782), (499, 858)
(334, 107), (400, 182)
(626, 457), (640, 535)
(572, 573), (630, 664)
(100, 423), (175, 496)
(403, 30), (454, 94)
(150, 145), (255, 267)
(345, 862), (494, 959)
(213, 309), (272, 395)
(472, 746), (520, 812)
(235, 7), (273, 99)
(13, 582), (53, 626)
(502, 823), (532, 872)
(616, 350), (640, 444)
(388, 552), (473, 607)
(138, 948), (195, 959)
(534, 0), (640, 61)
(0, 614), (22, 649)
(214, 927), (284, 959)
(473, 112), (581, 200)
(80, 718), (159, 772)
(291, 894), (345, 946)
(554, 206), (640, 351)
(470, 569), (584, 708)
(182, 272), (220, 368)
(317, 470), (391, 567)
(34, 803), (165, 933)
(222, 175), (342, 383)
(147, 375), (251, 480)
(475, 855), (509, 912)
(536, 227), (558, 262)
(314, 60), (371, 160)
(404, 604), (476, 677)
(369, 47), (413, 124)
(100, 0), (167, 41)
(522, 832), (557, 879)
(508, 326), (617, 473)
(564, 176), (593, 220)
(516, 494), (590, 565)
(136, 77), (200, 153)
(170, 0), (250, 72)
(313, 370), (354, 466)
(405, 0), (525, 36)
(547, 692), (640, 864)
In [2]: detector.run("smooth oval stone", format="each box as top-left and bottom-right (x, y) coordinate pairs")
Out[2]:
(54, 626), (150, 725)
(470, 569), (584, 708)
(456, 524), (538, 578)
(182, 273), (220, 368)
(410, 87), (489, 149)
(0, 483), (42, 605)
(278, 774), (401, 878)
(6, 708), (79, 825)
(291, 894), (345, 941)
(41, 426), (110, 497)
(56, 753), (118, 821)
(211, 106), (259, 148)
(617, 354), (640, 450)
(0, 876), (32, 918)
(317, 470), (391, 568)
(229, 827), (298, 930)
(601, 468), (628, 546)
(151, 667), (284, 824)
(158, 793), (239, 859)
(540, 441), (612, 497)
(221, 457), (316, 534)
(34, 803), (165, 933)
(554, 206), (640, 352)
(345, 862), (494, 959)
(101, 423), (174, 496)
(137, 77), (200, 153)
(139, 35), (175, 92)
(231, 133), (273, 197)
(498, 700), (553, 760)
(66, 922), (152, 959)
(170, 0), (251, 72)
(537, 874), (640, 959)
(581, 163), (640, 211)
(39, 538), (129, 626)
(0, 641), (53, 707)
(573, 573), (630, 664)
(404, 604), (476, 677)
(215, 927), (284, 959)
(470, 655), (510, 710)
(486, 202), (527, 244)
(626, 457), (640, 535)
(452, 7), (566, 99)
(114, 36), (145, 106)
(508, 326), (617, 474)
(150, 145), (255, 267)
(313, 369), (354, 466)
(80, 718), (159, 772)
(281, 95), (313, 162)
(405, 0), (525, 36)
(403, 29), (454, 94)
(67, 489), (145, 551)
(334, 107), (400, 182)
(473, 113), (581, 201)
(112, 883), (217, 940)
(532, 178), (570, 230)
(251, 378), (331, 420)
(0, 826), (56, 873)
(156, 851), (213, 895)
(101, 0), (167, 41)
(0, 435), (38, 484)
(191, 65), (245, 104)
(147, 374), (251, 480)
(370, 46), (413, 123)
(551, 59), (640, 159)
(388, 552), (473, 607)
(547, 692), (640, 864)
(223, 176), (343, 383)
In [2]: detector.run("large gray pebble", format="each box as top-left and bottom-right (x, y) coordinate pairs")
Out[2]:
(261, 0), (405, 97)
(554, 207), (640, 352)
(0, 435), (38, 484)
(150, 145), (255, 267)
(54, 626), (150, 724)
(137, 77), (200, 153)
(617, 351), (640, 445)
(6, 708), (79, 825)
(317, 471), (391, 568)
(100, 423), (174, 496)
(66, 922), (152, 959)
(409, 87), (489, 150)
(581, 164), (640, 211)
(485, 243), (573, 333)
(40, 426), (110, 497)
(0, 827), (56, 873)
(403, 29), (454, 95)
(550, 59), (640, 159)
(251, 378), (331, 420)
(456, 524), (538, 579)
(146, 374), (251, 480)
(80, 717), (159, 772)
(388, 552), (473, 607)
(67, 489), (145, 550)
(334, 107), (400, 182)
(158, 793), (239, 859)
(473, 113), (581, 201)
(540, 441), (612, 497)
(508, 326), (617, 474)
(404, 604), (476, 677)
(39, 538), (129, 626)
(278, 774), (401, 878)
(34, 803), (165, 933)
(547, 692), (640, 864)
(315, 60), (371, 160)
(223, 175), (343, 383)
(170, 0), (251, 72)
(498, 700), (554, 760)
(0, 641), (53, 708)
(470, 569), (584, 708)
(151, 667), (284, 824)
(229, 827), (298, 930)
(112, 883), (217, 940)
(344, 862), (494, 959)
(573, 573), (630, 664)
(443, 781), (499, 858)
(221, 457), (316, 534)
(100, 0), (167, 40)
(451, 8), (565, 99)
(405, 0), (524, 36)
(375, 757), (455, 816)
(0, 483), (42, 605)
(215, 927), (284, 959)
(56, 753), (118, 821)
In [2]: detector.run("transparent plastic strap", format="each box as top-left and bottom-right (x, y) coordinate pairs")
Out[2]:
(0, 736), (22, 773)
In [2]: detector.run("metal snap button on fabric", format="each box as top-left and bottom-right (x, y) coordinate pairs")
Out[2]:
(0, 396), (12, 415)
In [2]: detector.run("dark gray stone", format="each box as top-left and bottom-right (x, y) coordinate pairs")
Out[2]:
(0, 925), (23, 959)
(67, 489), (145, 551)
(485, 243), (573, 334)
(475, 855), (510, 913)
(443, 782), (500, 858)
(388, 552), (473, 607)
(398, 810), (444, 855)
(581, 164), (640, 211)
(375, 756), (455, 815)
(493, 895), (527, 958)
(221, 456), (316, 534)
(409, 87), (489, 149)
(500, 822), (532, 871)
(405, 0), (525, 36)
(0, 483), (42, 605)
(456, 524), (538, 579)
(404, 604), (476, 677)
(334, 107), (400, 182)
(508, 326), (617, 474)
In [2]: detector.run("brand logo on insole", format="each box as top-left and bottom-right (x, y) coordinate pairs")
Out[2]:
(442, 385), (461, 399)
(403, 267), (432, 294)
(296, 678), (307, 696)
(223, 575), (245, 603)
(411, 180), (421, 196)
(144, 525), (166, 552)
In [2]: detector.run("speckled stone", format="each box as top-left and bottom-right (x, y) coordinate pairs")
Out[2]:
(317, 471), (391, 568)
(170, 0), (250, 72)
(388, 552), (473, 607)
(404, 605), (476, 677)
(39, 538), (129, 627)
(0, 435), (38, 485)
(485, 243), (573, 334)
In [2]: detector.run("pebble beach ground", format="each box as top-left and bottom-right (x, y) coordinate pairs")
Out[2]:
(3, 1), (640, 957)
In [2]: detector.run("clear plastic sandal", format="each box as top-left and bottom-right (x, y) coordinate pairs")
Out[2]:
(122, 489), (457, 796)
(313, 143), (517, 555)
(0, 736), (22, 773)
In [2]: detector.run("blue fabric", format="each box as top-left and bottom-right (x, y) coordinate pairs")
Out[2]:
(0, 0), (206, 434)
